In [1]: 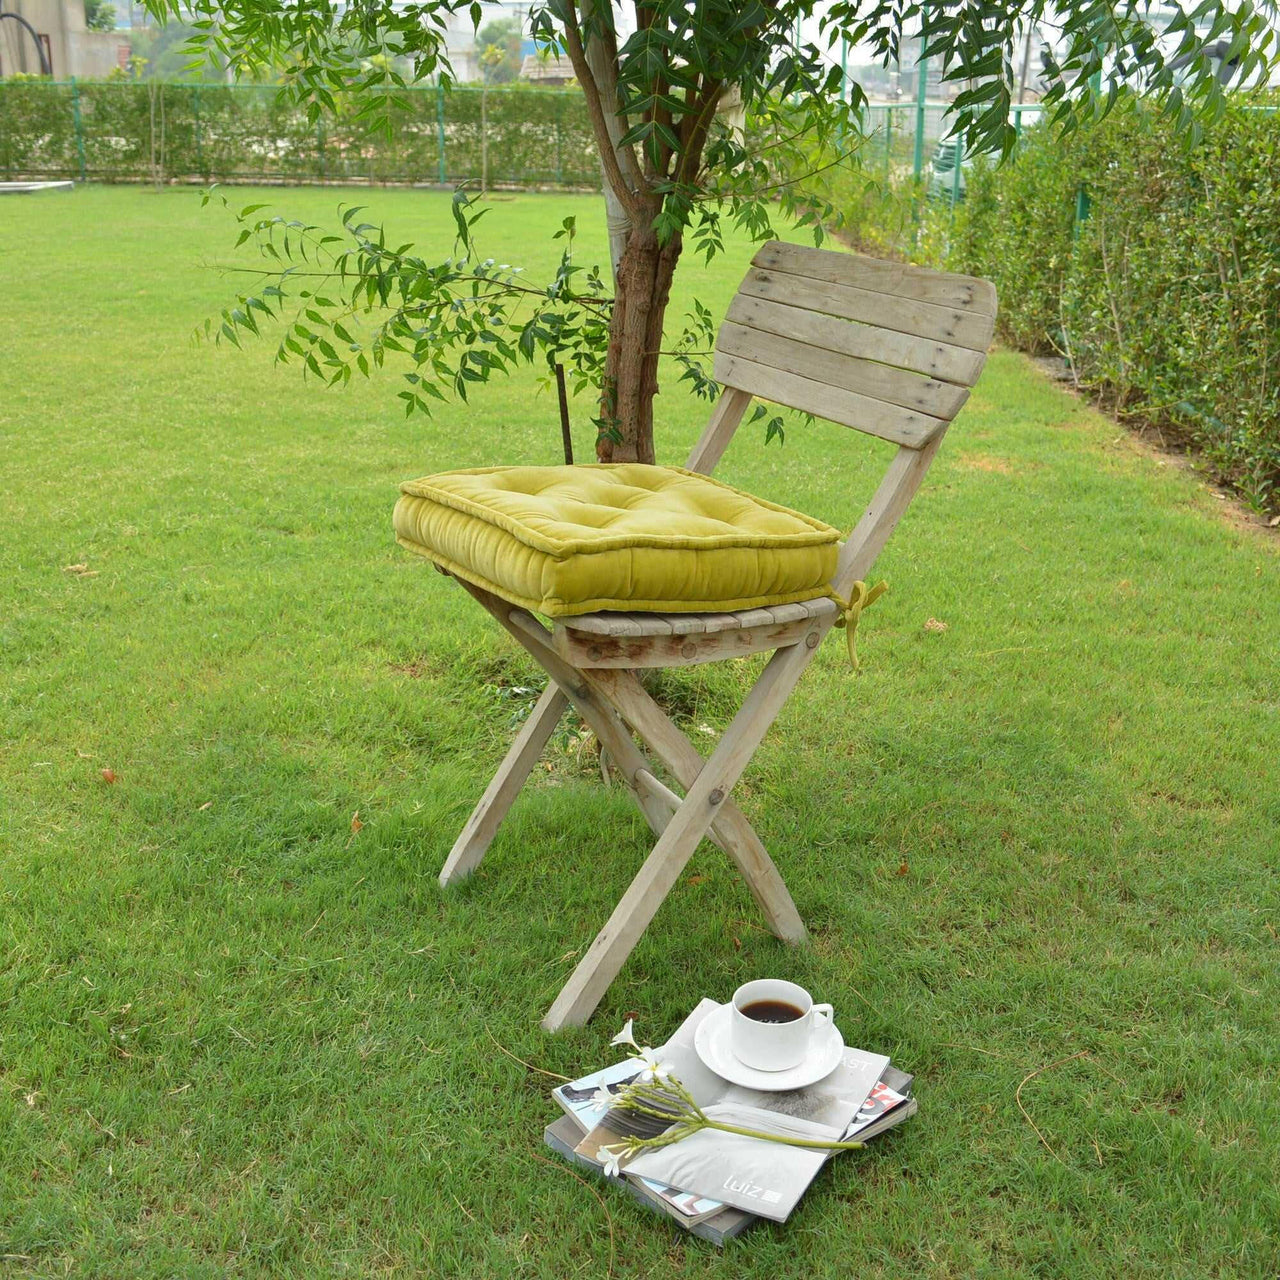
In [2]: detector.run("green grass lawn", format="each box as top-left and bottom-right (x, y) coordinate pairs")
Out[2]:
(2, 185), (1278, 1279)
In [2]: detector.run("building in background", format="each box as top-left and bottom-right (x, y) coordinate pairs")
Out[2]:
(519, 52), (573, 85)
(0, 0), (127, 77)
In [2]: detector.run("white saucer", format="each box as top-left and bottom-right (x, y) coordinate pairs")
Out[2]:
(693, 1002), (845, 1091)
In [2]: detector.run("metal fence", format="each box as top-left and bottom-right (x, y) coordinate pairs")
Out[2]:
(0, 81), (599, 186)
(0, 77), (1050, 197)
(857, 101), (1046, 210)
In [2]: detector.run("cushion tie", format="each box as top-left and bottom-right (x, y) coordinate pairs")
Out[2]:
(829, 579), (888, 670)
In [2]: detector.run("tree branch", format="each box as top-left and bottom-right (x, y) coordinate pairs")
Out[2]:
(558, 4), (647, 216)
(673, 79), (724, 188)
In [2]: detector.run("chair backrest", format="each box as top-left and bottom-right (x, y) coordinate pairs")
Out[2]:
(712, 240), (996, 451)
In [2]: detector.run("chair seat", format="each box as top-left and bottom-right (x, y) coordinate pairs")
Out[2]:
(393, 463), (840, 618)
(560, 596), (839, 636)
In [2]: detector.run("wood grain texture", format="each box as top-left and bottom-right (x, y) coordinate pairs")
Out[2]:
(726, 292), (986, 386)
(717, 321), (971, 419)
(542, 634), (822, 1030)
(553, 612), (825, 669)
(589, 668), (808, 944)
(684, 386), (753, 475)
(834, 437), (944, 596)
(561, 597), (836, 638)
(752, 240), (998, 315)
(738, 268), (996, 352)
(713, 350), (947, 448)
(438, 684), (568, 886)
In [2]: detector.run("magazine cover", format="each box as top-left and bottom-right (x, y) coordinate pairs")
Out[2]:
(575, 999), (889, 1223)
(554, 1057), (726, 1224)
(843, 1079), (910, 1139)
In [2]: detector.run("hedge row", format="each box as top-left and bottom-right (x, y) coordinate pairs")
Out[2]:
(0, 82), (599, 187)
(950, 103), (1280, 512)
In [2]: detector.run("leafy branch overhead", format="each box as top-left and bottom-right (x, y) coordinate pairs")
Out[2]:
(148, 0), (1279, 162)
(150, 0), (1279, 459)
(209, 187), (794, 444)
(208, 190), (620, 422)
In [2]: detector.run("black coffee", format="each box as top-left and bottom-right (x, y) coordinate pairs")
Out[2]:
(740, 999), (804, 1024)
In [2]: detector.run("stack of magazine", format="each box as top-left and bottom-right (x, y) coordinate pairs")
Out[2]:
(544, 998), (916, 1244)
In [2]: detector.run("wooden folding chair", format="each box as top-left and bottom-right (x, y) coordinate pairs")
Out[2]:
(437, 241), (996, 1030)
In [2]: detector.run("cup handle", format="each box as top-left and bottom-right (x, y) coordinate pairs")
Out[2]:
(811, 1002), (834, 1026)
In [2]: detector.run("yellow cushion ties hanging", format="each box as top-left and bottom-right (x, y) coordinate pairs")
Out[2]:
(829, 580), (889, 670)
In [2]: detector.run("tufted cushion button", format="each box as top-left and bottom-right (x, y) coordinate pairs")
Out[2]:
(393, 462), (840, 619)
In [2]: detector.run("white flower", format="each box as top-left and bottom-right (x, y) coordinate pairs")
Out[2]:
(610, 1019), (639, 1051)
(598, 1143), (624, 1178)
(590, 1085), (614, 1111)
(636, 1049), (670, 1083)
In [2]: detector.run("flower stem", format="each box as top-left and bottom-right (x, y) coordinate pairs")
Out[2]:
(702, 1120), (866, 1152)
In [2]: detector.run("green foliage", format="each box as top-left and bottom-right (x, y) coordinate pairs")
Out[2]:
(122, 0), (1280, 452)
(127, 21), (230, 81)
(952, 99), (1280, 512)
(824, 0), (1277, 157)
(0, 81), (595, 186)
(210, 191), (615, 435)
(948, 122), (1082, 352)
(83, 0), (116, 32)
(476, 16), (523, 85)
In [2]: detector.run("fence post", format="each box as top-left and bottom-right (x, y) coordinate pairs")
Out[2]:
(554, 92), (563, 185)
(911, 16), (929, 246)
(1071, 68), (1101, 241)
(70, 77), (87, 182)
(838, 36), (848, 150)
(316, 117), (325, 182)
(1073, 185), (1091, 240)
(949, 132), (962, 222)
(193, 85), (204, 177)
(436, 81), (446, 183)
(912, 34), (928, 183)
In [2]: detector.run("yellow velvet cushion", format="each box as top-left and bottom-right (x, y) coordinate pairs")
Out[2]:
(393, 464), (840, 617)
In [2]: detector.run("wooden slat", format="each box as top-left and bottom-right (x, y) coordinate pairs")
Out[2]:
(554, 612), (824, 669)
(739, 268), (995, 353)
(762, 602), (808, 625)
(666, 614), (709, 635)
(731, 607), (777, 628)
(753, 240), (997, 316)
(717, 321), (971, 421)
(684, 386), (752, 475)
(590, 612), (646, 636)
(561, 597), (838, 639)
(701, 612), (752, 634)
(713, 351), (946, 448)
(726, 293), (985, 388)
(590, 668), (806, 944)
(438, 684), (568, 886)
(543, 626), (826, 1030)
(626, 612), (672, 635)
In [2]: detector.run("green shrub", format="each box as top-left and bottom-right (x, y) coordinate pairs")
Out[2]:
(950, 100), (1280, 511)
(0, 81), (596, 188)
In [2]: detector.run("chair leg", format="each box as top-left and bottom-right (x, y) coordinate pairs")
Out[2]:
(500, 608), (736, 859)
(586, 668), (807, 945)
(458, 583), (687, 843)
(543, 636), (822, 1031)
(438, 685), (568, 886)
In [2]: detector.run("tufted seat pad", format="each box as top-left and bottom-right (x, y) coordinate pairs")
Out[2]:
(393, 463), (840, 618)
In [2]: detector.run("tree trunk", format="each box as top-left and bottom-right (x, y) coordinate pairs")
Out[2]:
(596, 222), (683, 463)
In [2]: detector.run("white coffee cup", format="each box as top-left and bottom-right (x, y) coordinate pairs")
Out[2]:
(729, 978), (833, 1072)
